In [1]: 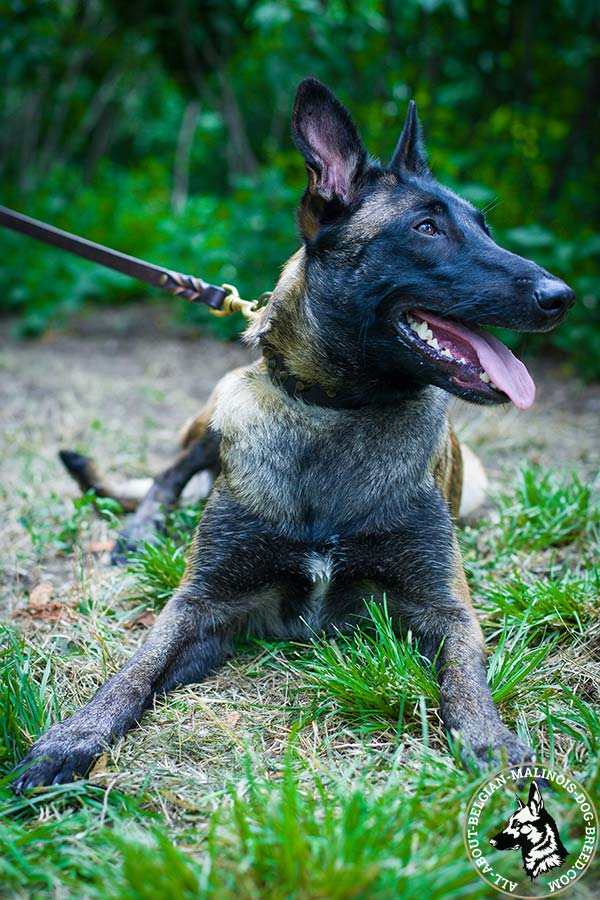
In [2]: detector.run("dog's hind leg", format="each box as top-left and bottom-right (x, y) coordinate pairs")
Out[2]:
(111, 426), (221, 564)
(433, 425), (488, 522)
(60, 431), (220, 565)
(60, 400), (222, 563)
(458, 443), (488, 520)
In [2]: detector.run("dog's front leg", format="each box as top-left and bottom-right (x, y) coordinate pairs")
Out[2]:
(344, 501), (533, 769)
(406, 535), (533, 768)
(11, 586), (231, 792)
(12, 485), (283, 791)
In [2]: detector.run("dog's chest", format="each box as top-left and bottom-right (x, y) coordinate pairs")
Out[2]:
(211, 369), (448, 540)
(246, 549), (382, 641)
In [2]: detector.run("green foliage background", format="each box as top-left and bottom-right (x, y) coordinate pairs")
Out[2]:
(1, 0), (598, 374)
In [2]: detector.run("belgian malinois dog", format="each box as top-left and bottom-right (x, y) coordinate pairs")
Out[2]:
(13, 79), (574, 791)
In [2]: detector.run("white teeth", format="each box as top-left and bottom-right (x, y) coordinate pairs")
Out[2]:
(405, 316), (493, 390)
(409, 316), (440, 350)
(416, 321), (430, 340)
(406, 317), (471, 366)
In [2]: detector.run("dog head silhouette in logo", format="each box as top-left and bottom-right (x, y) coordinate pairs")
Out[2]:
(489, 781), (568, 879)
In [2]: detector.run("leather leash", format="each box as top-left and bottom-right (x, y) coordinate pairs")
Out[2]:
(0, 205), (265, 318)
(0, 205), (358, 408)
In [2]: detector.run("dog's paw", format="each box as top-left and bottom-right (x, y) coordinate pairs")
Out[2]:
(111, 523), (161, 566)
(483, 730), (535, 769)
(11, 724), (103, 793)
(111, 534), (138, 566)
(454, 726), (534, 773)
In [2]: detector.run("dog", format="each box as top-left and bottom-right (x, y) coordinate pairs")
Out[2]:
(490, 781), (569, 878)
(12, 78), (575, 791)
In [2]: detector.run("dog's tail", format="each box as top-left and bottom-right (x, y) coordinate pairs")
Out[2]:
(59, 441), (216, 512)
(58, 450), (153, 512)
(458, 443), (488, 519)
(59, 388), (223, 514)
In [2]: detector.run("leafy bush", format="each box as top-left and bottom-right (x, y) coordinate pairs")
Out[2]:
(1, 2), (598, 374)
(0, 163), (298, 340)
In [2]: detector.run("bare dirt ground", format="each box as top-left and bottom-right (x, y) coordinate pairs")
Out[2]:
(1, 303), (599, 811)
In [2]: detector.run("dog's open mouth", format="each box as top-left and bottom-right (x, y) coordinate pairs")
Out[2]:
(395, 309), (536, 409)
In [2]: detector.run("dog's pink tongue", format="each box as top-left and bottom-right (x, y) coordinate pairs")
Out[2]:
(413, 310), (536, 409)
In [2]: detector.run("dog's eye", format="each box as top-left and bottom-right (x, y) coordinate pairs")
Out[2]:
(415, 220), (439, 236)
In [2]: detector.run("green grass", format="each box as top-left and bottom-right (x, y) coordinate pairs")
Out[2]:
(0, 627), (155, 899)
(17, 491), (123, 560)
(0, 627), (58, 770)
(0, 779), (155, 899)
(0, 627), (487, 900)
(291, 606), (562, 747)
(125, 537), (189, 609)
(124, 502), (202, 608)
(468, 465), (599, 561)
(2, 463), (599, 899)
(480, 569), (598, 634)
(461, 467), (598, 636)
(201, 752), (488, 900)
(294, 600), (440, 734)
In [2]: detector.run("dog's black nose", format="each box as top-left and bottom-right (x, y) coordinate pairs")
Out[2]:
(533, 278), (575, 318)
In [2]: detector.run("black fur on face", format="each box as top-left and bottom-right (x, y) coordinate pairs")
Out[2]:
(291, 78), (575, 408)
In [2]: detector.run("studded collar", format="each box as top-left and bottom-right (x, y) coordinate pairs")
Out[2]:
(262, 347), (366, 409)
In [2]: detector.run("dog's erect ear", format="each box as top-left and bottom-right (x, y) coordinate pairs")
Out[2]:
(390, 100), (429, 177)
(516, 795), (525, 810)
(528, 781), (544, 815)
(292, 78), (367, 205)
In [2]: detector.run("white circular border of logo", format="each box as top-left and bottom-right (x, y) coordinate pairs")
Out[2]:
(462, 764), (598, 898)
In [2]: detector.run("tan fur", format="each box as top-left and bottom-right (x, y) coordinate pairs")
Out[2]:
(243, 249), (334, 389)
(209, 359), (448, 534)
(344, 187), (404, 241)
(177, 380), (225, 449)
(458, 443), (488, 518)
(433, 425), (463, 519)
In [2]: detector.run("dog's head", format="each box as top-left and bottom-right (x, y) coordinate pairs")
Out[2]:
(490, 782), (554, 852)
(248, 78), (574, 409)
